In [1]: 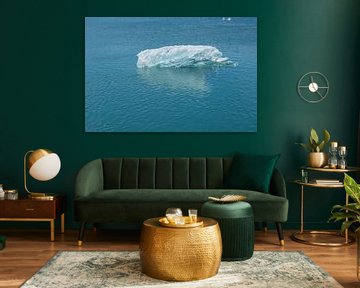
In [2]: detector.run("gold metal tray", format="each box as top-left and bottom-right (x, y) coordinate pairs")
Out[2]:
(159, 216), (203, 228)
(208, 194), (246, 203)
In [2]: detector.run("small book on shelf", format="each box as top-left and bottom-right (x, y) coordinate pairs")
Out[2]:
(315, 179), (341, 184)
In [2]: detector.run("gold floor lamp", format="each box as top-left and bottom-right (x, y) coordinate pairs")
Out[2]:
(24, 148), (61, 200)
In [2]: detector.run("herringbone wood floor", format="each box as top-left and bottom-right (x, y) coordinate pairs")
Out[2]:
(0, 228), (358, 288)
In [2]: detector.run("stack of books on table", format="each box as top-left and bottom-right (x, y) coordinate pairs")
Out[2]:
(314, 179), (342, 185)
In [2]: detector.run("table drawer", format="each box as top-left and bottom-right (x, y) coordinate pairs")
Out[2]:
(0, 201), (55, 218)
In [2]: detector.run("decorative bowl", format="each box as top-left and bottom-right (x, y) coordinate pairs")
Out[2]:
(208, 194), (246, 203)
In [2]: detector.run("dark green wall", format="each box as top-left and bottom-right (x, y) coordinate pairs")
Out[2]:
(1, 0), (359, 230)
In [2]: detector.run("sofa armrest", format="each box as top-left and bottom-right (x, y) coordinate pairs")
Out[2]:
(75, 159), (104, 199)
(269, 168), (287, 198)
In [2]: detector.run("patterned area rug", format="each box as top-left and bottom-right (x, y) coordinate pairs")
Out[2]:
(21, 251), (342, 288)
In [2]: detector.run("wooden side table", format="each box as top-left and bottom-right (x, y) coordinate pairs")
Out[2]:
(0, 195), (66, 241)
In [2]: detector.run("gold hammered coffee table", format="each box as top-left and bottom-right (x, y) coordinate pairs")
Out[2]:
(139, 217), (222, 281)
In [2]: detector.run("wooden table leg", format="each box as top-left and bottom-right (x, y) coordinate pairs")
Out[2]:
(300, 185), (304, 233)
(50, 219), (55, 241)
(345, 194), (349, 243)
(61, 213), (65, 234)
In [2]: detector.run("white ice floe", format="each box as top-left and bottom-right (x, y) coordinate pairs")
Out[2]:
(136, 45), (235, 68)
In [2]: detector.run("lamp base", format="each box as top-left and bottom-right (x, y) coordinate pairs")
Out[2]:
(28, 192), (55, 200)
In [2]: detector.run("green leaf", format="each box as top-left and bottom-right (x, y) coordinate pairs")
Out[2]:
(343, 205), (360, 215)
(344, 173), (360, 204)
(309, 138), (319, 152)
(329, 202), (360, 226)
(317, 140), (325, 152)
(308, 137), (316, 152)
(310, 128), (319, 144)
(341, 220), (358, 234)
(323, 129), (330, 144)
(330, 211), (357, 220)
(296, 128), (331, 153)
(295, 142), (312, 152)
(331, 203), (360, 215)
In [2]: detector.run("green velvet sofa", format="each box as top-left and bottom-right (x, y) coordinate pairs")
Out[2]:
(74, 157), (288, 245)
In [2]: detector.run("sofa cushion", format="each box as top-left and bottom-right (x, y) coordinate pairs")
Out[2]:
(223, 153), (280, 193)
(75, 188), (288, 222)
(101, 157), (233, 190)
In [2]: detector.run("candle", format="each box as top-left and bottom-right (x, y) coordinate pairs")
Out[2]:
(338, 146), (346, 153)
(338, 146), (347, 158)
(337, 146), (347, 169)
(330, 142), (338, 148)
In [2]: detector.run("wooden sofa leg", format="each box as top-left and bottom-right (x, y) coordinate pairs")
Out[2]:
(262, 222), (268, 232)
(77, 222), (86, 246)
(276, 222), (285, 246)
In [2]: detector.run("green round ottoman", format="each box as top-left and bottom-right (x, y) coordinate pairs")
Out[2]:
(201, 201), (254, 261)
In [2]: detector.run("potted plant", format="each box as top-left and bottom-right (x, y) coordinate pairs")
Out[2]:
(329, 173), (360, 233)
(329, 173), (360, 279)
(296, 128), (330, 167)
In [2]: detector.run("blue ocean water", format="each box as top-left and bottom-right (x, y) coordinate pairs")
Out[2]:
(85, 17), (257, 132)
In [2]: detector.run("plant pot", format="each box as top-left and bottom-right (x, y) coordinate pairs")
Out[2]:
(307, 152), (328, 168)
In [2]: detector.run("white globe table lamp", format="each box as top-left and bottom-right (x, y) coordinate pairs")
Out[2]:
(24, 149), (61, 199)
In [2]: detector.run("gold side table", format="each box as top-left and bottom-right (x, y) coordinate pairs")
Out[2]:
(139, 217), (222, 281)
(291, 166), (359, 246)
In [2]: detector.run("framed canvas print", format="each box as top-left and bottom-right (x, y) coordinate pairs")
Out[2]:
(85, 17), (257, 132)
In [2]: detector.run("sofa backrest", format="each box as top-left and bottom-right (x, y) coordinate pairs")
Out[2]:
(102, 157), (233, 189)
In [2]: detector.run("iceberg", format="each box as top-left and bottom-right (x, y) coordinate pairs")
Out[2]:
(136, 45), (235, 68)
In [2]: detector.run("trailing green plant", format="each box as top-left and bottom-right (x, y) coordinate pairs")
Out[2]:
(329, 173), (360, 233)
(296, 128), (330, 152)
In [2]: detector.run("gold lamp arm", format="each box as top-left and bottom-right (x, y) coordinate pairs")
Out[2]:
(24, 150), (33, 194)
(23, 150), (47, 198)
